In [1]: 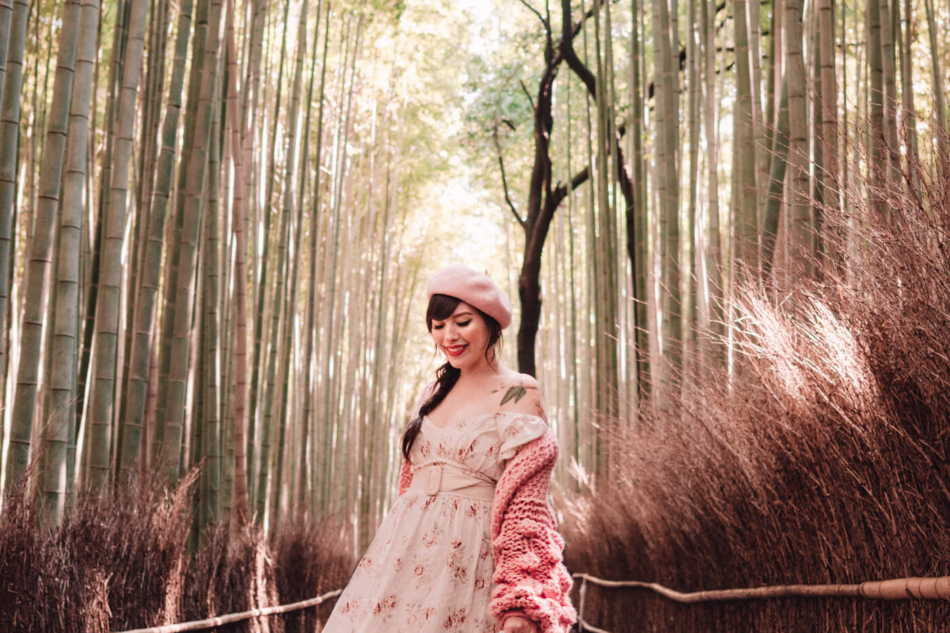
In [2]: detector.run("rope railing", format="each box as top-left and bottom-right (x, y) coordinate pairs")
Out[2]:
(111, 589), (342, 633)
(573, 572), (950, 633)
(109, 572), (950, 633)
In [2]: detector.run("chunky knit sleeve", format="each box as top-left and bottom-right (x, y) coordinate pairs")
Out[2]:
(489, 429), (577, 633)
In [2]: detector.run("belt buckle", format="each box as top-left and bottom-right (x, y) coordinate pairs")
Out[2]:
(425, 464), (443, 496)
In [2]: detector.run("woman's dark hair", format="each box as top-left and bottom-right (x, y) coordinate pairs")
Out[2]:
(400, 293), (504, 461)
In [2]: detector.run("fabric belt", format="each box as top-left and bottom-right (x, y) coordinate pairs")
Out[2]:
(408, 463), (496, 502)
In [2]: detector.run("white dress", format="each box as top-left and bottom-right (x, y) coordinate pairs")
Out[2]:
(322, 409), (549, 633)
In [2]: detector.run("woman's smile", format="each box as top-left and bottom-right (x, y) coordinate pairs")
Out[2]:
(445, 344), (468, 357)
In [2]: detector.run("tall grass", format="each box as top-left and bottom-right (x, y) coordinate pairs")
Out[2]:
(557, 138), (950, 631)
(0, 466), (354, 632)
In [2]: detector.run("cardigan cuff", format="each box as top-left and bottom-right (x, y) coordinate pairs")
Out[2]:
(500, 608), (529, 623)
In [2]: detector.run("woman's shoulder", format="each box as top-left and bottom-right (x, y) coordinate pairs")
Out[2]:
(493, 372), (547, 421)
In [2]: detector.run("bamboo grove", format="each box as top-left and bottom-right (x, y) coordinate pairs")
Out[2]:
(0, 0), (947, 556)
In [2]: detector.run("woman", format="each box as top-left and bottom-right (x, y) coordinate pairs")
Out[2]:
(323, 264), (576, 633)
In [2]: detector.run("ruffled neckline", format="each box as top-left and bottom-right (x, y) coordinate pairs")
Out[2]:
(422, 409), (546, 431)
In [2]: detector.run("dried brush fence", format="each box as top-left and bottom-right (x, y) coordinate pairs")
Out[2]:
(557, 137), (950, 632)
(0, 467), (354, 633)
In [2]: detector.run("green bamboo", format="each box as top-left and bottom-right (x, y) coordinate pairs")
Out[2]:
(867, 0), (885, 196)
(161, 0), (224, 483)
(733, 0), (759, 273)
(266, 0), (309, 526)
(819, 0), (839, 263)
(880, 0), (900, 187)
(687, 0), (700, 373)
(200, 53), (223, 529)
(85, 0), (148, 492)
(117, 0), (196, 483)
(254, 0), (292, 520)
(923, 0), (947, 163)
(297, 0), (326, 514)
(762, 76), (790, 274)
(786, 0), (811, 272)
(0, 0), (14, 142)
(629, 0), (649, 395)
(653, 0), (680, 400)
(225, 0), (249, 526)
(702, 0), (723, 352)
(248, 0), (292, 510)
(40, 0), (100, 524)
(321, 12), (358, 513)
(897, 0), (917, 173)
(305, 0), (331, 514)
(5, 0), (83, 495)
(153, 0), (210, 462)
(0, 0), (29, 431)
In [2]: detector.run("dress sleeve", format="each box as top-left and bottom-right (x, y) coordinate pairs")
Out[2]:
(496, 413), (549, 461)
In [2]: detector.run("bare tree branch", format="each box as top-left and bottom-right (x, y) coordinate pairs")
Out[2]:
(516, 0), (550, 37)
(519, 79), (536, 112)
(493, 122), (526, 228)
(551, 165), (591, 208)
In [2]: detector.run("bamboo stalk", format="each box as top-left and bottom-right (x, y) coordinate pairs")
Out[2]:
(6, 0), (83, 493)
(119, 0), (197, 482)
(160, 0), (224, 483)
(225, 0), (249, 526)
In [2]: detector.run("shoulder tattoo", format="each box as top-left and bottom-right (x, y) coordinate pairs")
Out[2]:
(491, 381), (547, 422)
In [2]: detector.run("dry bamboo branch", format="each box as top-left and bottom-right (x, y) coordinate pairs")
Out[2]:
(573, 572), (950, 602)
(112, 589), (342, 633)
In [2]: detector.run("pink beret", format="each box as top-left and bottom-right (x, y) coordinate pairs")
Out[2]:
(426, 264), (513, 330)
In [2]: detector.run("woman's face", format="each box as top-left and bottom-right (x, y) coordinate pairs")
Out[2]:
(429, 300), (492, 369)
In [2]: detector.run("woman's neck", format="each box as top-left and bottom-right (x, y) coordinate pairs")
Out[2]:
(457, 355), (505, 384)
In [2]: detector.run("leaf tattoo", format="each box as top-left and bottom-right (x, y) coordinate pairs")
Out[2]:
(500, 385), (527, 405)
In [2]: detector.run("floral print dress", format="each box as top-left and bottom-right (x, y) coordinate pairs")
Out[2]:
(322, 409), (549, 633)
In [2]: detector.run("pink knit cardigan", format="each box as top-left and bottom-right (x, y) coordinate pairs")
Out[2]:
(398, 426), (577, 633)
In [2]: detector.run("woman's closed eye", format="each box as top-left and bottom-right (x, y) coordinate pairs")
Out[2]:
(433, 320), (471, 330)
